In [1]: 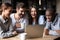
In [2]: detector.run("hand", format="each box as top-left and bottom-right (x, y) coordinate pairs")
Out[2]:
(44, 29), (49, 35)
(15, 22), (21, 28)
(43, 29), (49, 38)
(12, 31), (17, 35)
(55, 30), (60, 34)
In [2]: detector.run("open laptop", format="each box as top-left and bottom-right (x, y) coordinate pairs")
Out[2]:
(24, 25), (45, 38)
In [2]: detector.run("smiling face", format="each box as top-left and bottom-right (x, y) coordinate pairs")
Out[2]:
(4, 7), (12, 18)
(30, 8), (37, 18)
(16, 7), (25, 18)
(45, 10), (53, 22)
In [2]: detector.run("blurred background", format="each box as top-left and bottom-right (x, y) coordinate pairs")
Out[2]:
(0, 0), (59, 16)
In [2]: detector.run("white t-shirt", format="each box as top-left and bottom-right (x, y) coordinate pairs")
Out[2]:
(38, 15), (45, 25)
(10, 13), (28, 31)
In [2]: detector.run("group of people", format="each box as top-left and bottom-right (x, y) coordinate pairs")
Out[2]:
(0, 2), (60, 38)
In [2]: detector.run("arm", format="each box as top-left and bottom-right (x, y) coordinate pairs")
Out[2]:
(55, 17), (60, 34)
(43, 28), (49, 35)
(55, 30), (60, 34)
(0, 26), (13, 38)
(43, 29), (59, 37)
(0, 21), (17, 38)
(55, 18), (60, 34)
(43, 21), (51, 37)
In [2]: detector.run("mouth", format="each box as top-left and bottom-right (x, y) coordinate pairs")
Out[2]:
(32, 14), (36, 16)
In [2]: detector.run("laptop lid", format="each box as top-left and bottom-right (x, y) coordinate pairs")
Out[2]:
(25, 25), (45, 38)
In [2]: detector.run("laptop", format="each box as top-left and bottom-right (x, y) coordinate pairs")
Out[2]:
(24, 25), (45, 38)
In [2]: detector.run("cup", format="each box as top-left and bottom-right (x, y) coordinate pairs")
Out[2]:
(19, 33), (27, 40)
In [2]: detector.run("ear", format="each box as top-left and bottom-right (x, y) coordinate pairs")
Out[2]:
(16, 8), (19, 13)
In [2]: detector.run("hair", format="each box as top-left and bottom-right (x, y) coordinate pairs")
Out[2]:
(29, 5), (37, 12)
(28, 5), (38, 24)
(1, 3), (12, 12)
(16, 2), (25, 9)
(46, 8), (57, 22)
(0, 3), (2, 15)
(46, 8), (56, 15)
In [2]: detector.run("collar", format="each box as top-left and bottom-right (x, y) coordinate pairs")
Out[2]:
(0, 15), (8, 23)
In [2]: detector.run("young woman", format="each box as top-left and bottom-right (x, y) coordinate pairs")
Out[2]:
(29, 5), (38, 25)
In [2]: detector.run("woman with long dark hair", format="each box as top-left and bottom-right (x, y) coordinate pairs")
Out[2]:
(29, 5), (38, 25)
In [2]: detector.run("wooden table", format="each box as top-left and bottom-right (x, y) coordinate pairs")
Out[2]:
(0, 35), (58, 40)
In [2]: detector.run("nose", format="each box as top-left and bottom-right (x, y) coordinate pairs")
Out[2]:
(33, 12), (35, 14)
(46, 16), (49, 19)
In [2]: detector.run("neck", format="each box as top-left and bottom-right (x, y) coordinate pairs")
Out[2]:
(33, 18), (36, 22)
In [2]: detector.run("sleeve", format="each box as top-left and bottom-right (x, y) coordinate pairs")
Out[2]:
(38, 15), (45, 25)
(49, 17), (60, 36)
(44, 21), (51, 29)
(0, 21), (14, 38)
(49, 30), (59, 36)
(44, 21), (59, 35)
(0, 26), (13, 38)
(9, 24), (14, 32)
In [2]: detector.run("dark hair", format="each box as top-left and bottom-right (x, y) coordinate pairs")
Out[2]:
(46, 8), (57, 22)
(29, 5), (37, 12)
(16, 2), (24, 9)
(46, 8), (56, 15)
(0, 3), (2, 15)
(29, 5), (38, 24)
(1, 3), (12, 11)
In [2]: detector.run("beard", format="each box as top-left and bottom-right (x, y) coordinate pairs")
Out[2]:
(18, 14), (24, 18)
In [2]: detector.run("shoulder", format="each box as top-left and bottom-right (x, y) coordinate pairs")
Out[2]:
(57, 13), (60, 19)
(10, 13), (15, 18)
(55, 13), (60, 22)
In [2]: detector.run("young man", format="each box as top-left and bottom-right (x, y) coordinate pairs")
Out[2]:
(0, 3), (17, 38)
(10, 3), (28, 33)
(43, 8), (60, 37)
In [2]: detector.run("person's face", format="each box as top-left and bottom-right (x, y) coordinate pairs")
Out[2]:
(31, 8), (37, 18)
(4, 7), (12, 18)
(17, 8), (25, 18)
(45, 11), (52, 22)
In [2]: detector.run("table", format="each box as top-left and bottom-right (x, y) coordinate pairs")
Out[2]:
(0, 35), (58, 40)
